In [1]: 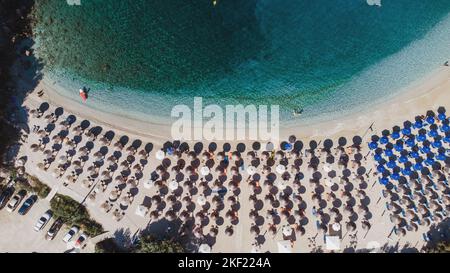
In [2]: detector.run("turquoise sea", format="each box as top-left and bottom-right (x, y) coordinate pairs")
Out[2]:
(32, 0), (450, 124)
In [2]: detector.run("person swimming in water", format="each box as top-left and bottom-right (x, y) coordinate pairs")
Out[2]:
(292, 108), (303, 117)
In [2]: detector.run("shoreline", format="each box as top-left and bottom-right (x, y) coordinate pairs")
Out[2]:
(24, 65), (450, 145)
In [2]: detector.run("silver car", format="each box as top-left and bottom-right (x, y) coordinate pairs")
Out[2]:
(34, 210), (52, 232)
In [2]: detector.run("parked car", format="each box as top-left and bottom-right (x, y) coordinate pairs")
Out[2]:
(63, 226), (79, 243)
(6, 190), (27, 213)
(34, 210), (52, 232)
(46, 218), (64, 240)
(18, 195), (37, 215)
(0, 187), (15, 209)
(75, 233), (88, 248)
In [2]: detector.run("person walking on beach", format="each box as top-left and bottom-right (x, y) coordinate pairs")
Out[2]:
(312, 206), (318, 217)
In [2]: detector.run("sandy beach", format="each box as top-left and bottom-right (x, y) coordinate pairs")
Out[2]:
(5, 62), (447, 253)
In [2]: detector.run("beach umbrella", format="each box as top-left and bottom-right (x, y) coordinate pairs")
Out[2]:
(197, 195), (207, 206)
(432, 139), (442, 148)
(155, 150), (165, 160)
(391, 173), (400, 180)
(135, 205), (148, 217)
(150, 210), (159, 221)
(405, 138), (415, 147)
(368, 142), (378, 150)
(401, 168), (412, 176)
(250, 225), (260, 236)
(379, 177), (389, 185)
(429, 129), (439, 138)
(282, 226), (293, 237)
(410, 151), (419, 159)
(380, 136), (389, 145)
(387, 160), (396, 169)
(200, 166), (210, 176)
(374, 154), (383, 162)
(391, 131), (400, 140)
(346, 222), (357, 232)
(384, 149), (393, 157)
(276, 164), (286, 174)
(402, 127), (411, 136)
(198, 244), (211, 254)
(399, 155), (408, 164)
(417, 134), (426, 142)
(225, 227), (234, 236)
(414, 162), (423, 171)
(441, 123), (450, 133)
(246, 166), (257, 175)
(168, 180), (179, 191)
(426, 116), (435, 125)
(332, 222), (342, 232)
(265, 142), (274, 151)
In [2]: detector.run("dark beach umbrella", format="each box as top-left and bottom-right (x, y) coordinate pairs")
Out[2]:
(338, 137), (347, 147)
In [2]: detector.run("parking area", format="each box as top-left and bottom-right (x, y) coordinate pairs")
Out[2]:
(0, 195), (83, 253)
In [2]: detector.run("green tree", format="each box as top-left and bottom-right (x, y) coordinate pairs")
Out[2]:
(50, 194), (104, 237)
(133, 235), (185, 253)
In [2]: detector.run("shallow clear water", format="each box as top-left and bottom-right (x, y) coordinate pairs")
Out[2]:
(32, 0), (450, 123)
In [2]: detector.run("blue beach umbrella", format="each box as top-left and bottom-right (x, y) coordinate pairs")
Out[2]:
(436, 153), (446, 161)
(391, 131), (400, 140)
(374, 154), (383, 162)
(166, 147), (174, 155)
(387, 160), (396, 169)
(283, 143), (293, 150)
(369, 142), (378, 150)
(380, 136), (389, 145)
(441, 123), (450, 133)
(402, 168), (412, 176)
(426, 116), (435, 125)
(385, 149), (393, 157)
(406, 138), (415, 147)
(425, 157), (434, 166)
(377, 165), (386, 173)
(379, 177), (389, 186)
(414, 120), (423, 129)
(391, 172), (400, 180)
(428, 130), (438, 138)
(410, 151), (419, 159)
(416, 134), (426, 142)
(444, 133), (450, 143)
(399, 155), (408, 164)
(414, 162), (423, 171)
(394, 142), (403, 152)
(432, 140), (442, 148)
(402, 127), (411, 136)
(438, 113), (446, 121)
(421, 145), (431, 154)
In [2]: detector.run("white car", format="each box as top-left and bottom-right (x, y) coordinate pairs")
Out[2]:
(5, 190), (26, 213)
(34, 210), (52, 232)
(63, 226), (79, 243)
(75, 233), (88, 248)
